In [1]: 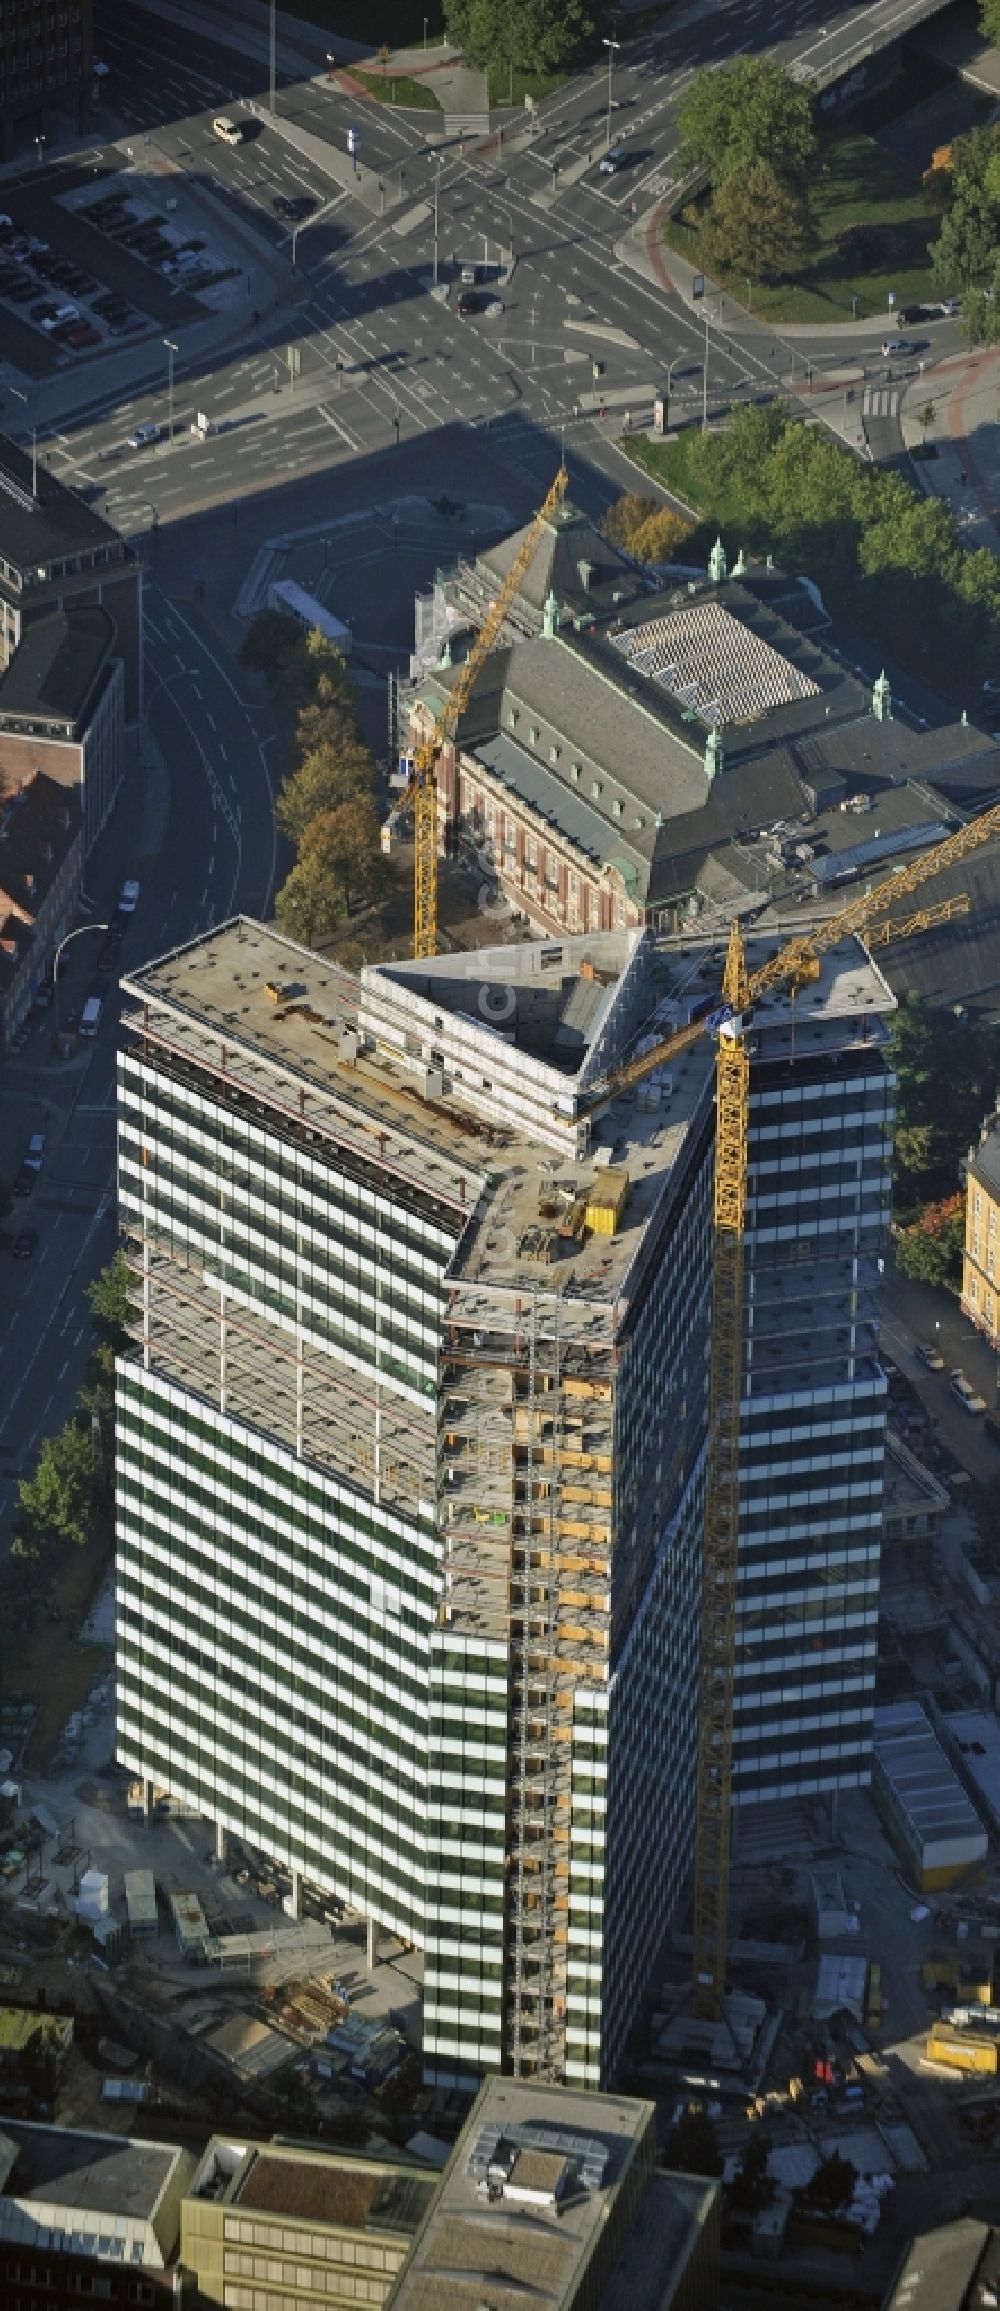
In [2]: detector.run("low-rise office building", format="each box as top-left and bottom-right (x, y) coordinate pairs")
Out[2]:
(873, 1699), (989, 1890)
(0, 768), (83, 1048)
(386, 2075), (720, 2311)
(0, 604), (126, 850)
(181, 2135), (436, 2309)
(0, 2119), (193, 2305)
(0, 433), (141, 717)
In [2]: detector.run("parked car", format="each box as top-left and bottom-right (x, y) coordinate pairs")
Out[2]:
(457, 291), (480, 316)
(13, 1227), (38, 1259)
(64, 322), (102, 348)
(30, 299), (59, 323)
(950, 1367), (988, 1414)
(915, 1340), (945, 1371)
(111, 313), (145, 335)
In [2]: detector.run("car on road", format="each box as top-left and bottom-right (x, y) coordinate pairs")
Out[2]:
(126, 421), (160, 448)
(274, 195), (315, 220)
(950, 1367), (988, 1414)
(118, 878), (141, 914)
(12, 1227), (37, 1259)
(24, 1132), (46, 1171)
(12, 1163), (37, 1197)
(213, 115), (245, 144)
(915, 1340), (945, 1370)
(599, 145), (628, 174)
(881, 336), (914, 357)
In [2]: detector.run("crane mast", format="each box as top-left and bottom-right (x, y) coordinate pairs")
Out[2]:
(577, 793), (1000, 2021)
(411, 465), (569, 958)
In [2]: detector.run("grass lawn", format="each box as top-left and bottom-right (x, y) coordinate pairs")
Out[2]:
(666, 123), (937, 324)
(352, 67), (442, 107)
(487, 64), (566, 107)
(623, 431), (742, 549)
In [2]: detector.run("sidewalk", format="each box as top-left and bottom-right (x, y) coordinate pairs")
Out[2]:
(901, 344), (1000, 556)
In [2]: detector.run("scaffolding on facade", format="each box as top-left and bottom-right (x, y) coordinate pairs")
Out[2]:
(440, 1284), (615, 2080)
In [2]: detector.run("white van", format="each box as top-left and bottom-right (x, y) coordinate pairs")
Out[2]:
(79, 995), (103, 1037)
(213, 116), (243, 144)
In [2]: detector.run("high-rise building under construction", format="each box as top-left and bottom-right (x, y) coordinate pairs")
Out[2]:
(115, 916), (893, 2086)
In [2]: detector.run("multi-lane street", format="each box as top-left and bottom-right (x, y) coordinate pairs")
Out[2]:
(6, 0), (963, 540)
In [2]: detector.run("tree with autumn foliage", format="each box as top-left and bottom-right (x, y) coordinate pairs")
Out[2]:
(895, 1194), (966, 1290)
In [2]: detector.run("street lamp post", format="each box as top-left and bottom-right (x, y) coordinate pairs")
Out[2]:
(34, 133), (46, 166)
(664, 352), (683, 429)
(602, 35), (621, 151)
(269, 0), (276, 113)
(163, 337), (178, 446)
(52, 921), (110, 1043)
(9, 386), (37, 498)
(423, 15), (428, 48)
(432, 155), (440, 287)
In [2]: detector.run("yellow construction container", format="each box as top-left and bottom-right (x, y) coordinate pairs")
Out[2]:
(584, 1167), (630, 1235)
(927, 2024), (1000, 2075)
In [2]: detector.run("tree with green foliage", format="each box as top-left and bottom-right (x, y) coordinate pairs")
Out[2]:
(630, 402), (1000, 698)
(662, 2107), (724, 2177)
(240, 612), (349, 712)
(930, 121), (1000, 294)
(895, 1194), (966, 1290)
(677, 56), (816, 190)
(443, 0), (597, 72)
(277, 739), (377, 849)
(700, 157), (813, 284)
(14, 1421), (93, 1562)
(887, 995), (997, 1214)
(87, 1251), (130, 1345)
(980, 0), (1000, 47)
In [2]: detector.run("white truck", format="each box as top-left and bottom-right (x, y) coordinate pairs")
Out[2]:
(79, 995), (103, 1037)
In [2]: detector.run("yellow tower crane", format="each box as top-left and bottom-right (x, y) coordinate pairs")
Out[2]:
(409, 464), (569, 958)
(581, 799), (1000, 2019)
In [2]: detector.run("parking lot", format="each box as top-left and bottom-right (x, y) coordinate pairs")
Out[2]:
(0, 163), (209, 379)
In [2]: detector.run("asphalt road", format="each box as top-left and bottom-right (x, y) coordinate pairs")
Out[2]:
(0, 585), (279, 1549)
(12, 0), (962, 542)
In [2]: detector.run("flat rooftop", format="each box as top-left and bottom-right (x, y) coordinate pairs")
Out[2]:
(121, 917), (893, 1334)
(235, 2149), (433, 2234)
(873, 1700), (987, 1849)
(0, 2120), (176, 2218)
(598, 2170), (717, 2311)
(0, 434), (127, 577)
(390, 2076), (655, 2311)
(0, 605), (114, 727)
